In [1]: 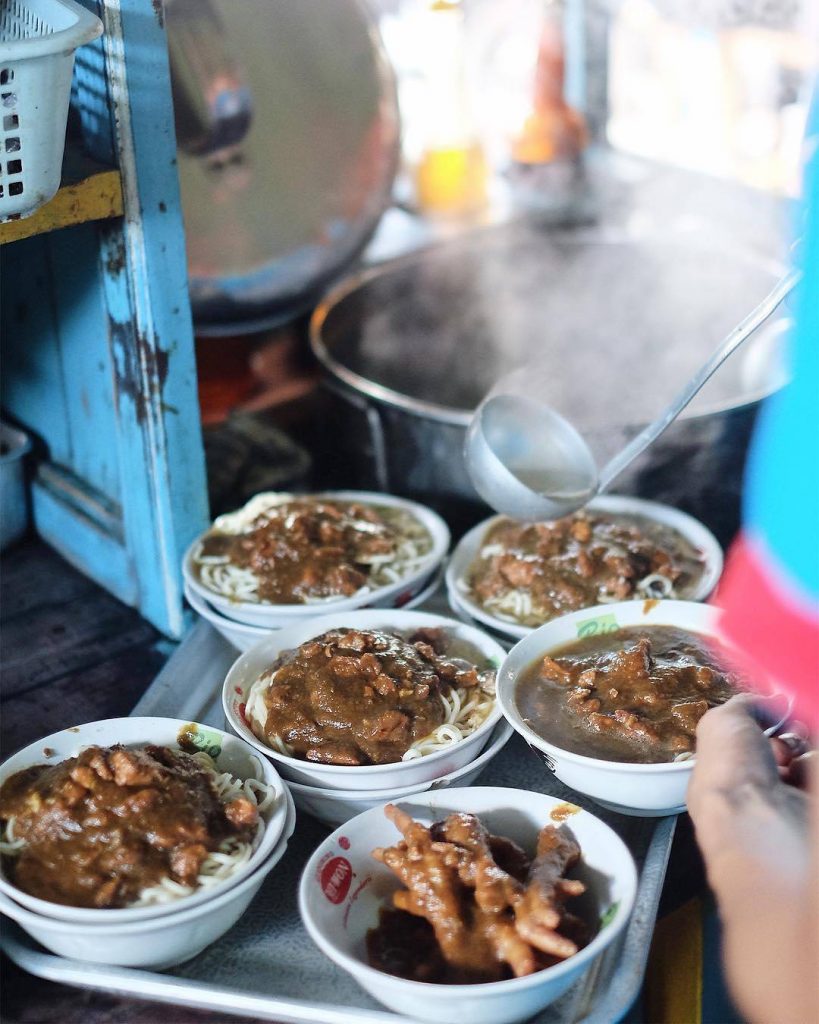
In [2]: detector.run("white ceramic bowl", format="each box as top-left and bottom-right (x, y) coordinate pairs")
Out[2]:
(0, 717), (290, 923)
(0, 789), (296, 969)
(223, 609), (507, 791)
(496, 600), (785, 816)
(446, 496), (724, 642)
(299, 786), (637, 1024)
(184, 490), (450, 628)
(286, 719), (514, 827)
(185, 566), (446, 652)
(184, 580), (281, 650)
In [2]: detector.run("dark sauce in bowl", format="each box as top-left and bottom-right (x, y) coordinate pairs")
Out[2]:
(516, 625), (745, 764)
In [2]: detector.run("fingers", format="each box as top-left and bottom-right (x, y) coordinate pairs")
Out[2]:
(695, 694), (777, 766)
(771, 738), (794, 768)
(751, 692), (793, 732)
(688, 695), (782, 817)
(703, 691), (786, 728)
(771, 731), (811, 771)
(783, 750), (817, 790)
(776, 731), (811, 757)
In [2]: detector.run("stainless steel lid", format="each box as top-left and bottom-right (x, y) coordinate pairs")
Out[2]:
(171, 0), (399, 335)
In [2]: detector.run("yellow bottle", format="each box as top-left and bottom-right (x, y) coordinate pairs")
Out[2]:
(413, 0), (488, 217)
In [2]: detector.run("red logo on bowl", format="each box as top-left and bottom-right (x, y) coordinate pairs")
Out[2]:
(320, 856), (353, 904)
(339, 836), (350, 850)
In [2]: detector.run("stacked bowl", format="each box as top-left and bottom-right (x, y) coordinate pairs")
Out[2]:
(183, 490), (451, 651)
(0, 718), (296, 968)
(222, 609), (515, 827)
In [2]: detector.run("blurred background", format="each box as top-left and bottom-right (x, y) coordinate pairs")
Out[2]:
(380, 0), (810, 205)
(180, 0), (813, 537)
(3, 0), (816, 632)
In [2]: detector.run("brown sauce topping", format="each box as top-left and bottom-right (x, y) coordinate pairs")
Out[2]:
(516, 625), (745, 764)
(468, 512), (706, 626)
(198, 498), (430, 604)
(367, 805), (590, 984)
(252, 627), (494, 766)
(0, 745), (259, 909)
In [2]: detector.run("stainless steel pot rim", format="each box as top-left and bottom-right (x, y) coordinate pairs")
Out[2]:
(310, 230), (789, 426)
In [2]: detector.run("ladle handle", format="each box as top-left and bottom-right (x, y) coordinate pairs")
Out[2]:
(597, 265), (802, 494)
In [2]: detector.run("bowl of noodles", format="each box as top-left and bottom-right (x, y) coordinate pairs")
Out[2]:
(0, 791), (297, 969)
(183, 565), (446, 652)
(0, 717), (290, 924)
(222, 610), (506, 791)
(184, 491), (450, 628)
(446, 496), (722, 643)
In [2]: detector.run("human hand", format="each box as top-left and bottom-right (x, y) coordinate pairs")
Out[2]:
(770, 729), (815, 789)
(688, 693), (810, 885)
(687, 695), (816, 1024)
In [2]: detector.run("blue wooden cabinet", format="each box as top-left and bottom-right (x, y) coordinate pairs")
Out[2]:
(1, 0), (209, 638)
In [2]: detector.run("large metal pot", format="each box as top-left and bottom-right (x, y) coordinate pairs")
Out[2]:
(310, 222), (789, 544)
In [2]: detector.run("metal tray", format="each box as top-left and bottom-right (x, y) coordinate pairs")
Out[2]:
(1, 616), (676, 1024)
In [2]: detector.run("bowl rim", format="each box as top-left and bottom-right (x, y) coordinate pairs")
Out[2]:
(445, 495), (724, 640)
(496, 598), (783, 774)
(0, 717), (291, 922)
(184, 564), (448, 639)
(298, 785), (637, 996)
(222, 608), (507, 778)
(446, 581), (518, 647)
(0, 785), (296, 936)
(184, 578), (274, 637)
(183, 490), (451, 621)
(283, 719), (514, 799)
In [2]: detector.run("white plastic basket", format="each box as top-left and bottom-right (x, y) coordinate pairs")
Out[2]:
(0, 0), (102, 221)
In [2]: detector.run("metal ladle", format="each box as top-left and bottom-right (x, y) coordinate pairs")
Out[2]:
(465, 265), (800, 520)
